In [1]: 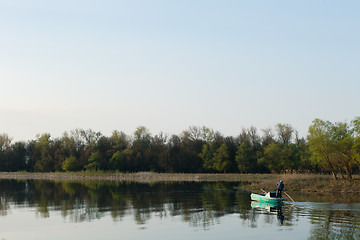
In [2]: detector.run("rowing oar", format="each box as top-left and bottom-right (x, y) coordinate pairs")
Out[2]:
(284, 191), (295, 203)
(261, 189), (267, 194)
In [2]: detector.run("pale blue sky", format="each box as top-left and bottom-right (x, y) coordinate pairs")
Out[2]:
(1, 0), (359, 141)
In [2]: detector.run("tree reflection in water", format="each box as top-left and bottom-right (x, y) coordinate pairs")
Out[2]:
(0, 179), (359, 239)
(308, 207), (360, 239)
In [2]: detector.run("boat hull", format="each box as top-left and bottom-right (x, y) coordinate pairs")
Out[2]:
(250, 193), (284, 203)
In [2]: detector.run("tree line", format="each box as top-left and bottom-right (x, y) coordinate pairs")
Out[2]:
(0, 117), (359, 179)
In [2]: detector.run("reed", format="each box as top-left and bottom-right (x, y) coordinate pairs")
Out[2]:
(0, 172), (358, 193)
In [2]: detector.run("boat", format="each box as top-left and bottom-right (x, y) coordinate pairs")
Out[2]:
(250, 191), (284, 203)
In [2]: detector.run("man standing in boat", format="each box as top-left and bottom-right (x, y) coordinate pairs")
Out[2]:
(276, 180), (284, 198)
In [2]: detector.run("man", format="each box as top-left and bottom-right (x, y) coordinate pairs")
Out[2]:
(276, 180), (284, 198)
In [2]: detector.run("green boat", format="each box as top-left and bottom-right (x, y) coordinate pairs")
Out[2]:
(250, 191), (284, 203)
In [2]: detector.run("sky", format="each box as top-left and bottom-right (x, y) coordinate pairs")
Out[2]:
(1, 0), (359, 141)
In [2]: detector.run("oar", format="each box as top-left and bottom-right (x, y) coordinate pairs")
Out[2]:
(261, 189), (267, 194)
(284, 191), (295, 203)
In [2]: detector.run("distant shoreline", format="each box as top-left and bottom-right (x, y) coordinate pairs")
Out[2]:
(0, 172), (359, 193)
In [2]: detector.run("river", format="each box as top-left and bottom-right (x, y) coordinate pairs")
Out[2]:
(0, 180), (358, 239)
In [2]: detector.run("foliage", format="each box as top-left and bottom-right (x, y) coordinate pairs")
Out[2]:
(85, 152), (102, 171)
(0, 119), (358, 179)
(109, 151), (125, 171)
(213, 143), (233, 173)
(307, 118), (359, 180)
(62, 156), (79, 172)
(199, 143), (216, 171)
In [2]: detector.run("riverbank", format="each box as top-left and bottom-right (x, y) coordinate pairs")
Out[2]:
(0, 172), (359, 193)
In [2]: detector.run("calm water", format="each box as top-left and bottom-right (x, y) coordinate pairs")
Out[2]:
(0, 180), (359, 240)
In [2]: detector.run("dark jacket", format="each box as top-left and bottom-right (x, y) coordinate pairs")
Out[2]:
(277, 181), (284, 190)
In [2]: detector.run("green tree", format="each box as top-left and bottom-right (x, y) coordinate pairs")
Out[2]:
(308, 118), (360, 180)
(85, 152), (102, 171)
(352, 117), (360, 164)
(33, 133), (54, 172)
(294, 138), (313, 172)
(66, 129), (88, 169)
(132, 126), (152, 171)
(0, 133), (12, 171)
(152, 133), (170, 172)
(236, 142), (256, 173)
(121, 148), (135, 171)
(235, 128), (262, 173)
(260, 143), (287, 173)
(95, 136), (112, 170)
(61, 132), (78, 159)
(213, 143), (233, 173)
(199, 143), (216, 171)
(108, 131), (129, 171)
(109, 151), (125, 171)
(175, 130), (204, 172)
(330, 122), (355, 179)
(9, 141), (28, 171)
(109, 131), (129, 154)
(307, 119), (341, 179)
(62, 156), (79, 171)
(167, 135), (182, 172)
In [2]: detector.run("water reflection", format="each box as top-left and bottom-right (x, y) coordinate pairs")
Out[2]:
(250, 202), (285, 225)
(0, 180), (359, 239)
